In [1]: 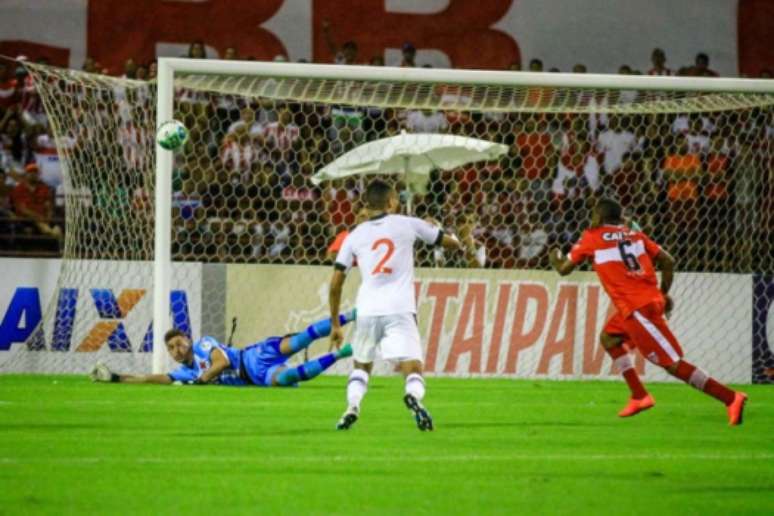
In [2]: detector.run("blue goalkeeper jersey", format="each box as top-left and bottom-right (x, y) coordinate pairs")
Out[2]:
(168, 336), (246, 386)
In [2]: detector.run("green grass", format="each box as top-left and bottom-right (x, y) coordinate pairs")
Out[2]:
(0, 375), (772, 516)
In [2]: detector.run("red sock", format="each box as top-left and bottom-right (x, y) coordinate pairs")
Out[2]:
(670, 360), (736, 406)
(606, 345), (648, 399)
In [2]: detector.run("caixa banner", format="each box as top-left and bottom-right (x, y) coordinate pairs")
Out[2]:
(0, 259), (202, 374)
(0, 287), (192, 353)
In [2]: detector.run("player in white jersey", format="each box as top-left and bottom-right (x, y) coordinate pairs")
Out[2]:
(328, 179), (473, 431)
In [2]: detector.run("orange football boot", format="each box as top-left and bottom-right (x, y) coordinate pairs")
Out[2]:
(727, 392), (748, 426)
(618, 394), (655, 417)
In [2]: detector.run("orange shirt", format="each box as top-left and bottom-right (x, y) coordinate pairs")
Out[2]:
(663, 154), (701, 201)
(705, 153), (730, 199)
(569, 225), (664, 318)
(10, 181), (51, 219)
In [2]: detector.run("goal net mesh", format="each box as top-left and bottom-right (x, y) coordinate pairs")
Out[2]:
(3, 61), (773, 383)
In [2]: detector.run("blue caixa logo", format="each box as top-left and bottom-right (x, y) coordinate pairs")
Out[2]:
(0, 288), (191, 352)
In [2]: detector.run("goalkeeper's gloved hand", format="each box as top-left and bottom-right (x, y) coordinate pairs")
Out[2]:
(90, 362), (113, 383)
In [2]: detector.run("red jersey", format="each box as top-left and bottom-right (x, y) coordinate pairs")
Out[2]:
(11, 181), (51, 219)
(568, 225), (663, 318)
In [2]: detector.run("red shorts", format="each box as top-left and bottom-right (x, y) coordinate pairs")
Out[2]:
(603, 301), (684, 367)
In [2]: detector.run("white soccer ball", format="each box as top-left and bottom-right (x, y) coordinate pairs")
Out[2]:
(156, 120), (188, 151)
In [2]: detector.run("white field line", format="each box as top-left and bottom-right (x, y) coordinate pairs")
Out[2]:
(1, 453), (773, 465)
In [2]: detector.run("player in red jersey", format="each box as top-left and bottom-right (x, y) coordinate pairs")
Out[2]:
(549, 198), (747, 425)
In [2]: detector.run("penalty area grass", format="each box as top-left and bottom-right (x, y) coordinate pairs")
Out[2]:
(0, 375), (772, 515)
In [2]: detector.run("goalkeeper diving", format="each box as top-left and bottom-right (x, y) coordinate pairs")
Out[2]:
(90, 311), (357, 386)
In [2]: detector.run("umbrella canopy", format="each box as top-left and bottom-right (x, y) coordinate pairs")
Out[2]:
(311, 131), (508, 196)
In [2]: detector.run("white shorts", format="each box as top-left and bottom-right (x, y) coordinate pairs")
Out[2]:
(351, 313), (423, 364)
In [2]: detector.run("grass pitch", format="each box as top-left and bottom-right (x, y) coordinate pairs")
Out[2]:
(0, 375), (772, 515)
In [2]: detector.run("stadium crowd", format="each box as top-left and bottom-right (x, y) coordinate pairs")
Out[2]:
(0, 39), (772, 273)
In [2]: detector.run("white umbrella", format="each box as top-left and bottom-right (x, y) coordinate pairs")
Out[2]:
(311, 131), (508, 212)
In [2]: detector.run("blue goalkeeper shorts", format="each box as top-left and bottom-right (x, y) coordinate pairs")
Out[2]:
(240, 337), (289, 386)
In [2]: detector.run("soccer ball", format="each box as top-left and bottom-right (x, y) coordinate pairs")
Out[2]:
(156, 120), (188, 151)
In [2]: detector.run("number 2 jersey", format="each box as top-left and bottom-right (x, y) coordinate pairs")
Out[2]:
(334, 214), (442, 316)
(568, 224), (664, 318)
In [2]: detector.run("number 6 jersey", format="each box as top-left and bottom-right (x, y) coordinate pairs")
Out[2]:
(568, 224), (664, 318)
(334, 214), (442, 316)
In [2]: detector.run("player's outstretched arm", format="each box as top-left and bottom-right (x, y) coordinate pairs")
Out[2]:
(654, 249), (675, 316)
(328, 269), (346, 350)
(549, 248), (576, 276)
(653, 249), (675, 295)
(89, 363), (172, 385)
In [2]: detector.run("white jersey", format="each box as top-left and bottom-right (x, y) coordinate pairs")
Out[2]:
(335, 214), (441, 316)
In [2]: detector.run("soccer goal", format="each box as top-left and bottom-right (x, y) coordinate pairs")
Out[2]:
(3, 58), (773, 383)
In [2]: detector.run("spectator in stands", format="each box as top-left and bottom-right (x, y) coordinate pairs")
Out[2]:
(400, 43), (416, 67)
(685, 116), (711, 155)
(135, 64), (149, 80)
(514, 116), (556, 184)
(700, 135), (734, 269)
(515, 211), (549, 268)
(529, 59), (543, 72)
(0, 62), (17, 110)
(226, 105), (263, 137)
(596, 115), (639, 175)
(123, 59), (137, 79)
(509, 61), (521, 71)
(31, 128), (69, 189)
(82, 57), (97, 74)
(404, 109), (448, 133)
(188, 41), (207, 59)
(221, 125), (258, 177)
(618, 65), (632, 75)
(647, 48), (672, 76)
(0, 114), (28, 174)
(262, 107), (300, 154)
(9, 163), (60, 239)
(552, 118), (600, 197)
(224, 47), (238, 60)
(369, 56), (385, 66)
(692, 53), (719, 77)
(661, 134), (702, 262)
(322, 20), (358, 64)
(572, 64), (587, 73)
(148, 61), (158, 80)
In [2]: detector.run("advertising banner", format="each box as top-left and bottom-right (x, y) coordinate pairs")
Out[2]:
(1, 1), (770, 77)
(225, 265), (752, 383)
(0, 259), (201, 374)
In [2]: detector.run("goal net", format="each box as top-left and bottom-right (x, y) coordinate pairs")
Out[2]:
(3, 60), (773, 384)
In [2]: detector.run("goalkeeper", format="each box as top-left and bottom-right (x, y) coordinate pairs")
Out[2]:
(90, 311), (357, 386)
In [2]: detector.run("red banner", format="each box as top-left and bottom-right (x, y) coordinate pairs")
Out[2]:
(1, 0), (771, 76)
